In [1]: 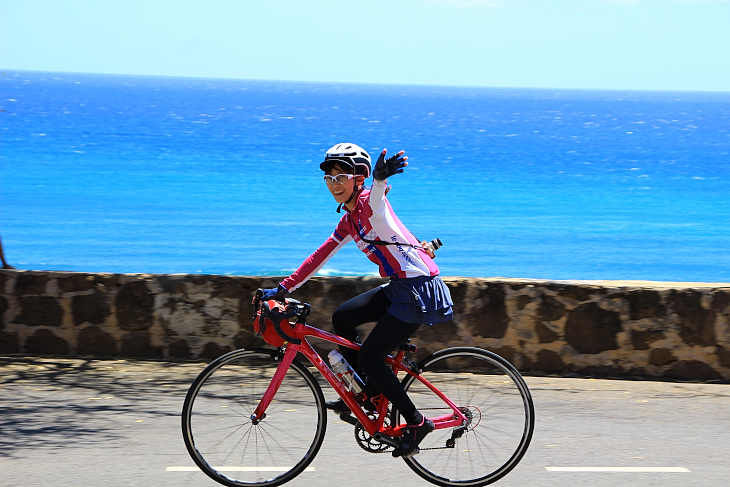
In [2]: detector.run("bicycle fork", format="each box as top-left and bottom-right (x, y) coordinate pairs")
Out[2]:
(250, 346), (298, 424)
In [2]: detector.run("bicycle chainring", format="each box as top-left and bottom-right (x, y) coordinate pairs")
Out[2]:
(354, 416), (393, 454)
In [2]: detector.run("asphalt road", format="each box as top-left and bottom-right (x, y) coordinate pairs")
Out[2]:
(2, 355), (729, 487)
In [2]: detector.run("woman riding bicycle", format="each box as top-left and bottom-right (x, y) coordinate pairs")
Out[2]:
(259, 143), (453, 458)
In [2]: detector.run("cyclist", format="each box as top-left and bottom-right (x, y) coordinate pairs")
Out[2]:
(259, 143), (453, 458)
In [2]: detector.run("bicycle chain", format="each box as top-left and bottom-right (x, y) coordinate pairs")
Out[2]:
(412, 406), (474, 452)
(353, 406), (471, 453)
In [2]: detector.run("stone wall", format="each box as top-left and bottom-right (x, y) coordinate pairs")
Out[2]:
(2, 269), (729, 381)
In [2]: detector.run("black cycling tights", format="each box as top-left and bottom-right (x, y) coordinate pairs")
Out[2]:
(332, 286), (423, 425)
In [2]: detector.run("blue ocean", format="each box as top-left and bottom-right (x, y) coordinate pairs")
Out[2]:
(2, 70), (729, 282)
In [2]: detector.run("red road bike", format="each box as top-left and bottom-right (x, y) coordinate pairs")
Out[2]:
(182, 295), (534, 487)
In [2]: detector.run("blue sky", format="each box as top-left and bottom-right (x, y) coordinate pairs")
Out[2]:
(1, 0), (729, 91)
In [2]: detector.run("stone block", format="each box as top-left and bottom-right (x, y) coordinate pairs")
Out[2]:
(487, 346), (516, 365)
(627, 290), (665, 320)
(72, 293), (110, 325)
(213, 277), (252, 299)
(548, 283), (602, 302)
(160, 293), (238, 338)
(717, 346), (730, 368)
(116, 281), (154, 331)
(539, 295), (565, 322)
(291, 279), (330, 329)
(0, 331), (19, 353)
(169, 339), (192, 358)
(15, 273), (50, 295)
(200, 342), (232, 359)
(664, 360), (721, 380)
(234, 330), (263, 350)
(13, 296), (63, 327)
(292, 278), (327, 305)
(0, 295), (7, 330)
(155, 274), (189, 294)
(670, 290), (716, 347)
(25, 329), (70, 355)
(237, 303), (257, 334)
(445, 279), (468, 306)
(535, 296), (562, 343)
(414, 319), (460, 348)
(631, 330), (665, 350)
(533, 349), (564, 372)
(462, 284), (508, 339)
(121, 331), (158, 357)
(481, 284), (509, 338)
(649, 348), (677, 366)
(565, 303), (622, 354)
(712, 290), (730, 314)
(77, 326), (117, 356)
(57, 273), (108, 293)
(515, 295), (532, 310)
(320, 277), (374, 309)
(535, 321), (559, 343)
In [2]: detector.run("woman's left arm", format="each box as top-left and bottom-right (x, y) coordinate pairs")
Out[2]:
(370, 148), (407, 214)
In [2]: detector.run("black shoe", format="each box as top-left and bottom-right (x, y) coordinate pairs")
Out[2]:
(326, 397), (378, 414)
(392, 418), (435, 458)
(325, 398), (350, 413)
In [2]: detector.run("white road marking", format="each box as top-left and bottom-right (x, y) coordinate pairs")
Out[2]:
(546, 467), (690, 473)
(167, 466), (316, 472)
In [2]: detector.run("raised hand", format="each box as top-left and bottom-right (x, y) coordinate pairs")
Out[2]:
(373, 149), (408, 181)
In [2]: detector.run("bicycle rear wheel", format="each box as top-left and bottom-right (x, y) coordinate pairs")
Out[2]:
(399, 347), (534, 487)
(182, 348), (327, 487)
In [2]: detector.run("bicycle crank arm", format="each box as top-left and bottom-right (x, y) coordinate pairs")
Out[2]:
(373, 432), (402, 449)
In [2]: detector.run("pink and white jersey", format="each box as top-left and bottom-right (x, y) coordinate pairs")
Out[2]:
(280, 180), (440, 292)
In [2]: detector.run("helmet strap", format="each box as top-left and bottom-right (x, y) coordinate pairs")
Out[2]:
(336, 184), (363, 213)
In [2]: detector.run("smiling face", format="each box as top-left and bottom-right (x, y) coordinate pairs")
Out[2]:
(326, 162), (357, 205)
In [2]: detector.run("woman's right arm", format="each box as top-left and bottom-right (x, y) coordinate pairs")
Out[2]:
(280, 232), (352, 292)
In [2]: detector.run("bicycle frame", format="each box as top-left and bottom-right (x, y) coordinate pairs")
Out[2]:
(251, 320), (469, 439)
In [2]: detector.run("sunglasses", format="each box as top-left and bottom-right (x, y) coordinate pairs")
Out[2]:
(323, 174), (358, 185)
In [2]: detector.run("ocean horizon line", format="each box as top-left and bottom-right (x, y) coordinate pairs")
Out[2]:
(4, 68), (730, 95)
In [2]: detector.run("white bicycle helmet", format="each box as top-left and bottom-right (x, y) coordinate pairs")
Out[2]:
(320, 143), (371, 178)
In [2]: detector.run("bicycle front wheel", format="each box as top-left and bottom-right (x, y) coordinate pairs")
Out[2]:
(399, 347), (534, 487)
(182, 348), (327, 487)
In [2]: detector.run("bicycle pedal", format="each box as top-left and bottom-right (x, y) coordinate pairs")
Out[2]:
(339, 412), (359, 427)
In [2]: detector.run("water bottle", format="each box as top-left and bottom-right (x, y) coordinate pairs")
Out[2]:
(328, 350), (365, 394)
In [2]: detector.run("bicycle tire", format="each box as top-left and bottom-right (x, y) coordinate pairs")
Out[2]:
(181, 348), (327, 487)
(397, 347), (534, 487)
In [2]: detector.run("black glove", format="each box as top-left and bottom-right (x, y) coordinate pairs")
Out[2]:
(373, 151), (407, 181)
(261, 284), (287, 301)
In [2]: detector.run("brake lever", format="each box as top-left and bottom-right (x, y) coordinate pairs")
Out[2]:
(250, 289), (264, 323)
